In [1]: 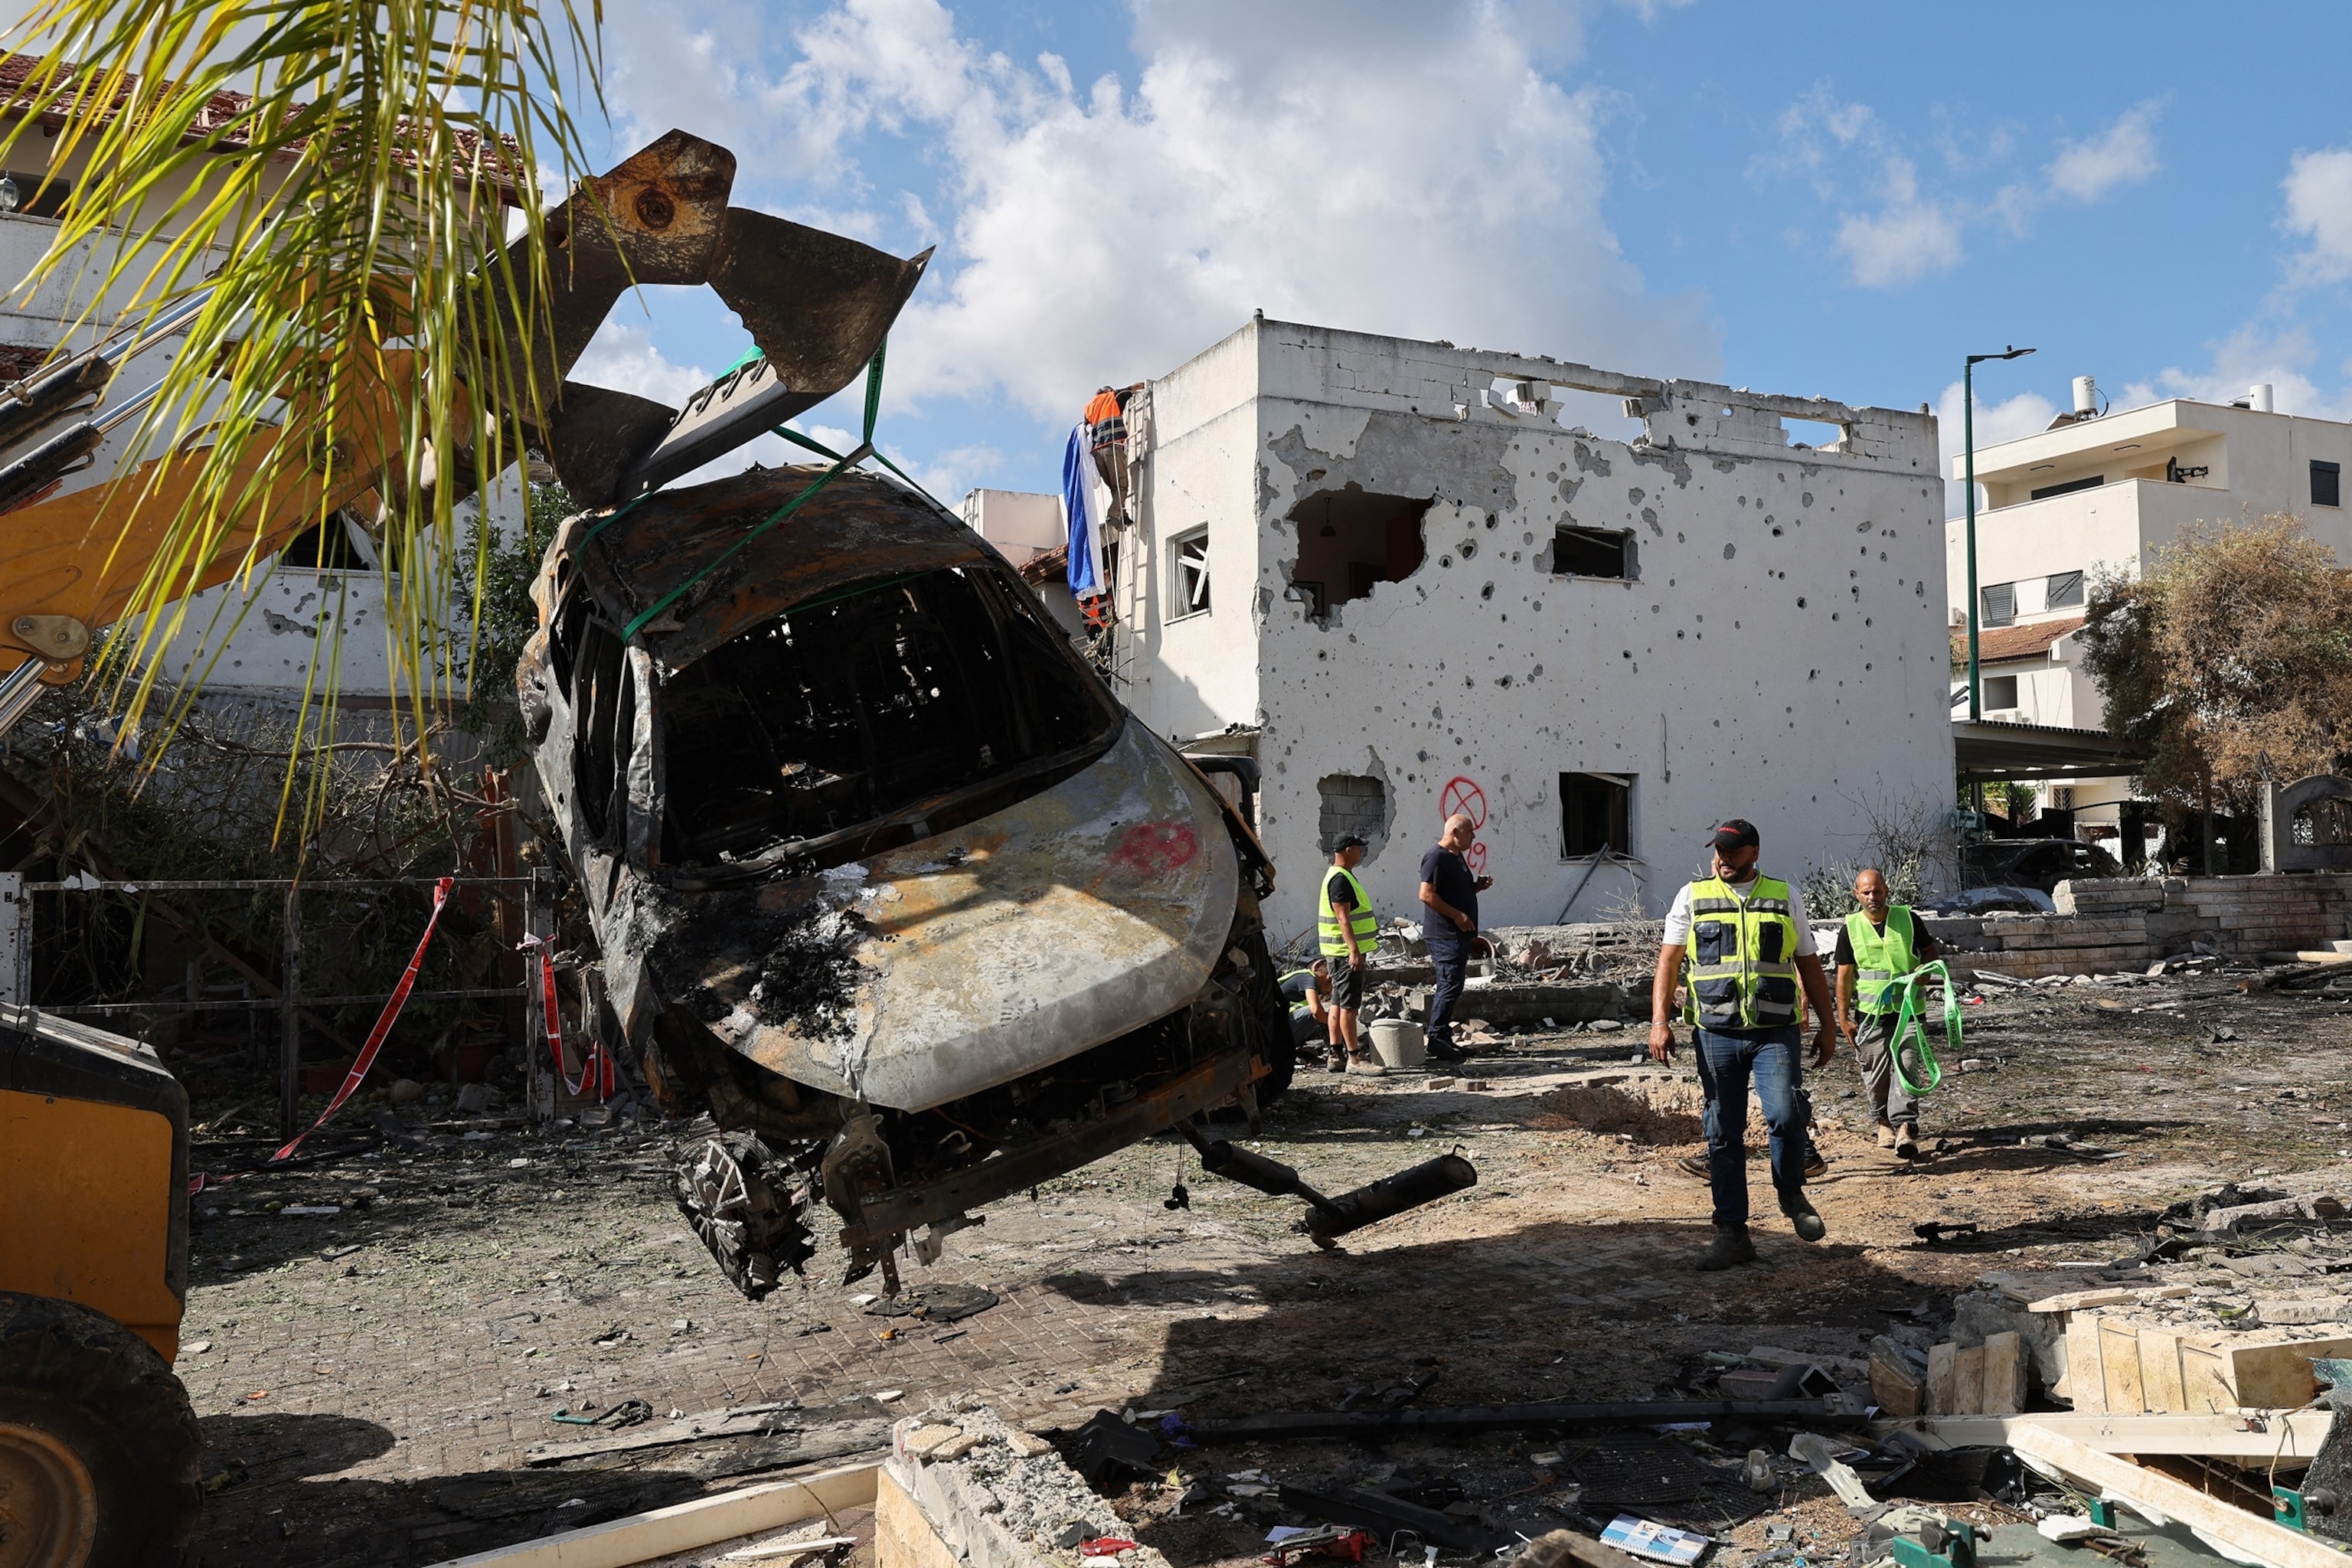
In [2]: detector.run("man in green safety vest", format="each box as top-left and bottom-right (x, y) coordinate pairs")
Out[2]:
(1317, 835), (1386, 1076)
(1834, 867), (1940, 1159)
(1648, 818), (1840, 1270)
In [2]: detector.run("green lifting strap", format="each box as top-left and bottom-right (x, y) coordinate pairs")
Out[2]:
(614, 341), (890, 641)
(1886, 959), (1958, 1097)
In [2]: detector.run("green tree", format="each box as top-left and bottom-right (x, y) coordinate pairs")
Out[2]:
(2078, 515), (2352, 822)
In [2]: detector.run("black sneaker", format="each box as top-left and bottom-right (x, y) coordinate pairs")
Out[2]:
(1804, 1148), (1828, 1180)
(1779, 1187), (1827, 1243)
(1696, 1224), (1756, 1271)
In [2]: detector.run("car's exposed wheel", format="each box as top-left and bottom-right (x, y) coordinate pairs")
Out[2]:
(0, 1292), (201, 1568)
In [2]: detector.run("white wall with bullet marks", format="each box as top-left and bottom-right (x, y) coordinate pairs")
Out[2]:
(1122, 318), (1953, 942)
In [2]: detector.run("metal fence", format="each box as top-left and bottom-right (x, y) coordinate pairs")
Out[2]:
(1, 869), (557, 1138)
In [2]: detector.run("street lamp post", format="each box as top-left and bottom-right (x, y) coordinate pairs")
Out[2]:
(1964, 345), (2035, 722)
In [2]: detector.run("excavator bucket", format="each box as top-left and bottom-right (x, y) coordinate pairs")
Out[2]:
(538, 207), (932, 507)
(503, 129), (739, 398)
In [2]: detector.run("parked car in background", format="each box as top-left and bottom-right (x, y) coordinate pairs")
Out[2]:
(1959, 837), (2124, 893)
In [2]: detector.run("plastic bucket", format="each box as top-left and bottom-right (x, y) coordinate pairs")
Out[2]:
(1367, 1018), (1426, 1069)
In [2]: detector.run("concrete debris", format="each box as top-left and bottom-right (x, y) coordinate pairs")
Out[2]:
(886, 1401), (1173, 1568)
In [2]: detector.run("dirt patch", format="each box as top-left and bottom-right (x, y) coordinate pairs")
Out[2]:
(1534, 1070), (1705, 1143)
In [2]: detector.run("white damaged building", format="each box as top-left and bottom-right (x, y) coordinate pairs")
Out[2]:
(1078, 316), (1955, 941)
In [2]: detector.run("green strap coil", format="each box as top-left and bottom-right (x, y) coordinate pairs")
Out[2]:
(1886, 958), (1958, 1097)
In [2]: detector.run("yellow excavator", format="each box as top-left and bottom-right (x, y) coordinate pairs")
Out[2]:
(0, 128), (931, 1566)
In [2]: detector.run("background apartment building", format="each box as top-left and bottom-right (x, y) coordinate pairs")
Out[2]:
(1944, 383), (2352, 850)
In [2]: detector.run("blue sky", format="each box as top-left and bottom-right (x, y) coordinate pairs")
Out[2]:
(570, 0), (2352, 512)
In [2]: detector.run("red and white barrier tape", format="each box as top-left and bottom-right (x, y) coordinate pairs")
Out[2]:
(521, 932), (611, 1102)
(269, 876), (455, 1164)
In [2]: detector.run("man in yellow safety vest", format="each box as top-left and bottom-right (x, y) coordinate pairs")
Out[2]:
(1316, 835), (1386, 1076)
(1834, 867), (1941, 1158)
(1648, 818), (1840, 1270)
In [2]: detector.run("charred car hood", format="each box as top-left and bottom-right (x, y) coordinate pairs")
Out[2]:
(609, 717), (1240, 1112)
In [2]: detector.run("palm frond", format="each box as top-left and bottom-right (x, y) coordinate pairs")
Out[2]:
(0, 0), (604, 840)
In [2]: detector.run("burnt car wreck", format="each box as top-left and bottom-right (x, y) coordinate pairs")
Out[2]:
(521, 466), (1314, 1292)
(514, 139), (1472, 1298)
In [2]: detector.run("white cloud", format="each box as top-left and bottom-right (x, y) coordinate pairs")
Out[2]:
(1834, 162), (1962, 287)
(2045, 103), (2161, 203)
(1764, 92), (2159, 287)
(2284, 147), (2352, 284)
(2115, 325), (2346, 421)
(600, 0), (1720, 422)
(570, 321), (713, 407)
(1932, 379), (2058, 517)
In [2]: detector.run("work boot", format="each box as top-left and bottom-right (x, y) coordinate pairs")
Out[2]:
(1426, 1035), (1467, 1063)
(1804, 1146), (1828, 1180)
(1875, 1121), (1898, 1148)
(1894, 1124), (1919, 1158)
(1779, 1187), (1827, 1243)
(1348, 1054), (1388, 1077)
(1695, 1224), (1756, 1271)
(1325, 1050), (1348, 1073)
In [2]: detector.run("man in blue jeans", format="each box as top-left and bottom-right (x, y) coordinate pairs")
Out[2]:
(1418, 812), (1492, 1063)
(1648, 819), (1840, 1271)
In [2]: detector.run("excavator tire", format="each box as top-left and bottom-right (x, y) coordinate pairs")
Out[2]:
(0, 1292), (201, 1567)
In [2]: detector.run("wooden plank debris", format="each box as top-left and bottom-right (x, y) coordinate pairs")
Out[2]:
(2007, 1423), (2344, 1568)
(424, 1462), (880, 1568)
(1879, 1410), (2332, 1459)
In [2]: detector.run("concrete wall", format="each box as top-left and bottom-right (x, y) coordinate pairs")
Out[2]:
(1929, 875), (2352, 978)
(1128, 318), (1954, 940)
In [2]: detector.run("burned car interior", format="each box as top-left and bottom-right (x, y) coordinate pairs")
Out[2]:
(654, 564), (1123, 873)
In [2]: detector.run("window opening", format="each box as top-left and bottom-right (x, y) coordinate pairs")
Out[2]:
(2315, 459), (2342, 509)
(278, 508), (377, 571)
(1552, 525), (1634, 580)
(1, 172), (71, 220)
(1981, 582), (2017, 626)
(1171, 529), (1210, 618)
(2046, 570), (2085, 609)
(2029, 475), (2102, 501)
(1317, 774), (1387, 857)
(1982, 673), (2020, 710)
(657, 565), (1122, 867)
(572, 619), (630, 842)
(1559, 772), (1631, 858)
(1285, 485), (1432, 619)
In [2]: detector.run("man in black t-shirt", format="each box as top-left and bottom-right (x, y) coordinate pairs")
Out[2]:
(1419, 812), (1493, 1062)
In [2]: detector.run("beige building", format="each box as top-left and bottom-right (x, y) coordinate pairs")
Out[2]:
(1945, 382), (2352, 847)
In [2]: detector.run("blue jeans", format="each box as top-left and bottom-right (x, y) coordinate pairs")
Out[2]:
(1693, 1025), (1806, 1229)
(1426, 936), (1468, 1046)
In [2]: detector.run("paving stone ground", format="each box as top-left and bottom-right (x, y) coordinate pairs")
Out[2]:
(172, 975), (2352, 1565)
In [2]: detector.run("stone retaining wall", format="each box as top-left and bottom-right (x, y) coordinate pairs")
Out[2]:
(1925, 875), (2352, 978)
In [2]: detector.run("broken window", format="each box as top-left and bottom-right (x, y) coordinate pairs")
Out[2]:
(571, 618), (632, 842)
(1980, 582), (2017, 626)
(1559, 773), (1631, 858)
(655, 564), (1122, 867)
(2046, 570), (2085, 609)
(1286, 486), (1432, 619)
(1171, 528), (1210, 618)
(2315, 460), (2342, 509)
(1317, 774), (1387, 856)
(1982, 674), (2020, 710)
(278, 508), (377, 571)
(1552, 525), (1635, 580)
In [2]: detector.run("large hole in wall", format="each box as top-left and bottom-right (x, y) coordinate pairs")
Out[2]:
(1317, 773), (1388, 858)
(1285, 485), (1432, 619)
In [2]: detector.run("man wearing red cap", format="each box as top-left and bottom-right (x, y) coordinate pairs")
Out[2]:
(1648, 818), (1840, 1270)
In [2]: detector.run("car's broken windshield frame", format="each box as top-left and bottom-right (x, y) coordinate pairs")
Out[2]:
(648, 560), (1123, 875)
